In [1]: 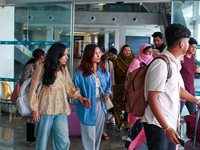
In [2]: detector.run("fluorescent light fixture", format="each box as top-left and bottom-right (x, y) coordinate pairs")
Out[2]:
(74, 32), (86, 34)
(98, 3), (106, 5)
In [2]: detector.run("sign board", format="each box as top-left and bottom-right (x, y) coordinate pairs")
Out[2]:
(75, 5), (86, 11)
(74, 36), (83, 40)
(90, 4), (103, 11)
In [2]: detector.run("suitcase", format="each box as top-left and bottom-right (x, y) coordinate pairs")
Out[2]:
(67, 100), (81, 136)
(185, 108), (200, 149)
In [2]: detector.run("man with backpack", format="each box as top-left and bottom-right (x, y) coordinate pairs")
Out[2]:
(141, 24), (200, 150)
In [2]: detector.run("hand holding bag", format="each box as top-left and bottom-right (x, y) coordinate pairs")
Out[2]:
(92, 74), (113, 110)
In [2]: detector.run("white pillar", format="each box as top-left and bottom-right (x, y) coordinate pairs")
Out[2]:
(104, 33), (109, 51)
(54, 28), (60, 42)
(0, 7), (15, 98)
(91, 34), (98, 44)
(120, 26), (126, 49)
(114, 30), (120, 53)
(46, 24), (53, 51)
(193, 2), (199, 43)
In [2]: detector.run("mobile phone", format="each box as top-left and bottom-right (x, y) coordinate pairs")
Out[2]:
(178, 139), (185, 147)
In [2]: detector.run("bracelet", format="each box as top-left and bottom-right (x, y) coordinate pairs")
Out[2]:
(197, 99), (200, 105)
(163, 126), (170, 134)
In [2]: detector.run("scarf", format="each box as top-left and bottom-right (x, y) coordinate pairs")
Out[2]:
(127, 43), (153, 76)
(113, 46), (135, 83)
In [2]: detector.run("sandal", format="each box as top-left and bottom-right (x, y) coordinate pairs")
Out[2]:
(116, 126), (122, 132)
(124, 127), (131, 132)
(102, 134), (109, 140)
(27, 142), (34, 147)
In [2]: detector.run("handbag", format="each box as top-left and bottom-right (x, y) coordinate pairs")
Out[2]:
(12, 65), (34, 104)
(10, 80), (21, 104)
(92, 74), (113, 110)
(16, 70), (43, 117)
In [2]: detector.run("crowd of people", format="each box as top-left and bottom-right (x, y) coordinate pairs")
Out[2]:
(15, 23), (200, 150)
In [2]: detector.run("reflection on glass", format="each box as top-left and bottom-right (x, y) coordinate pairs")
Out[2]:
(14, 4), (72, 78)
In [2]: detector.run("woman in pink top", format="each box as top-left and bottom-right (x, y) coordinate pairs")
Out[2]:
(126, 43), (153, 150)
(127, 43), (153, 77)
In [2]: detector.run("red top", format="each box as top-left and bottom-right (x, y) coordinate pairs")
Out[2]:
(180, 55), (196, 95)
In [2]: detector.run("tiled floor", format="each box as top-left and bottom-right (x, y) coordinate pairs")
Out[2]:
(0, 112), (129, 150)
(0, 111), (186, 150)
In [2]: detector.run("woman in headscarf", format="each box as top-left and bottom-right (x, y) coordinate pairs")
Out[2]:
(127, 43), (153, 76)
(127, 43), (153, 126)
(126, 43), (153, 150)
(113, 44), (135, 132)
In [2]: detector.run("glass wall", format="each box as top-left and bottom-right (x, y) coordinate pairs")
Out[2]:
(172, 1), (200, 96)
(0, 4), (74, 99)
(14, 4), (73, 79)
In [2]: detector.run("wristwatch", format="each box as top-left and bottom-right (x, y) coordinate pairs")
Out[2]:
(197, 99), (200, 105)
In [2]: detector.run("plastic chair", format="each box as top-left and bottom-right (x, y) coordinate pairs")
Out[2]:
(2, 81), (12, 99)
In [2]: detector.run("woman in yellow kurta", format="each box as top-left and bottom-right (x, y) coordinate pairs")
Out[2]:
(29, 42), (90, 150)
(113, 44), (135, 132)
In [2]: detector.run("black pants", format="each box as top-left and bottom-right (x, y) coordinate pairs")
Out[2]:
(143, 123), (176, 150)
(26, 122), (36, 142)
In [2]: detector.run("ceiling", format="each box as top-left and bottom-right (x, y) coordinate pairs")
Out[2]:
(2, 0), (172, 37)
(74, 24), (161, 37)
(4, 0), (172, 6)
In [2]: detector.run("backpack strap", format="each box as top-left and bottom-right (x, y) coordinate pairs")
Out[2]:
(150, 55), (172, 82)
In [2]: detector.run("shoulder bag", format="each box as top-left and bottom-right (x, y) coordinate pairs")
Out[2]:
(92, 74), (113, 110)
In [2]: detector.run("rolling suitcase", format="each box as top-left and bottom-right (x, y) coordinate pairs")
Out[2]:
(185, 108), (200, 149)
(67, 100), (81, 136)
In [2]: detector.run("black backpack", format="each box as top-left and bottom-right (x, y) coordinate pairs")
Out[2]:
(125, 119), (143, 149)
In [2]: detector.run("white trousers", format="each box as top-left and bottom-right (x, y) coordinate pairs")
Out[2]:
(80, 97), (106, 150)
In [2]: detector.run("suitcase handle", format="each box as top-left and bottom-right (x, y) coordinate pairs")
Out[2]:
(193, 108), (200, 147)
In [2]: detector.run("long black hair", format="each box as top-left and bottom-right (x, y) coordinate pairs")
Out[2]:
(42, 42), (67, 86)
(99, 44), (107, 64)
(24, 48), (45, 67)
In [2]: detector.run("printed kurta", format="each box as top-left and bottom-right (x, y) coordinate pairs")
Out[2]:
(105, 60), (115, 86)
(29, 64), (80, 115)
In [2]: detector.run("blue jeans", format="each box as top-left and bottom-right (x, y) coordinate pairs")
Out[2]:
(180, 100), (197, 114)
(143, 123), (176, 150)
(35, 113), (70, 150)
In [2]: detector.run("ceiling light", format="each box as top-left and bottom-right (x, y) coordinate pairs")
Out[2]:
(98, 3), (106, 5)
(93, 32), (99, 34)
(74, 32), (86, 34)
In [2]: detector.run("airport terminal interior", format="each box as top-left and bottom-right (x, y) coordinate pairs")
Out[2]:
(0, 0), (200, 149)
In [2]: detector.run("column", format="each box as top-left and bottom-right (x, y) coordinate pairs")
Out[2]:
(193, 2), (199, 43)
(120, 25), (126, 49)
(54, 28), (60, 42)
(114, 30), (120, 53)
(91, 34), (95, 44)
(0, 7), (15, 98)
(91, 34), (98, 44)
(46, 24), (53, 51)
(104, 33), (109, 51)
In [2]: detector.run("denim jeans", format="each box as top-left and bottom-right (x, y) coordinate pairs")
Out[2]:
(143, 123), (176, 150)
(180, 100), (197, 114)
(35, 113), (70, 150)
